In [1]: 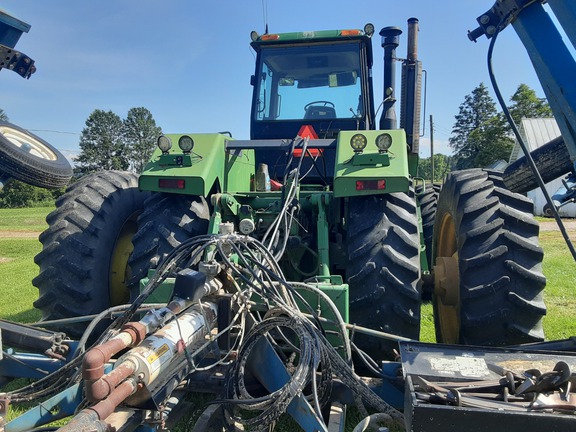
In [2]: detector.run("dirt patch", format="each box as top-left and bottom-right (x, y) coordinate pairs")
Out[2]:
(0, 230), (41, 239)
(0, 257), (14, 263)
(539, 220), (576, 232)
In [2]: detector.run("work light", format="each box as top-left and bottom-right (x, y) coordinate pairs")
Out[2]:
(157, 135), (172, 153)
(350, 133), (367, 153)
(178, 135), (194, 153)
(376, 133), (392, 152)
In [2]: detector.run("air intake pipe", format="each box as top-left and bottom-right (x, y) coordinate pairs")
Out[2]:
(379, 26), (402, 130)
(400, 18), (423, 154)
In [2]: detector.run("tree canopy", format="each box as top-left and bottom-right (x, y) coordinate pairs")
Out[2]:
(75, 107), (162, 175)
(418, 154), (453, 183)
(123, 107), (162, 173)
(75, 110), (128, 175)
(449, 83), (550, 169)
(0, 180), (64, 208)
(449, 83), (508, 169)
(508, 83), (552, 125)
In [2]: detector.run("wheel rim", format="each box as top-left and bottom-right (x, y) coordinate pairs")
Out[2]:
(109, 217), (139, 306)
(434, 213), (461, 344)
(0, 126), (58, 160)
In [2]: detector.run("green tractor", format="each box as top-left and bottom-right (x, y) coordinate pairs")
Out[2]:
(33, 19), (546, 362)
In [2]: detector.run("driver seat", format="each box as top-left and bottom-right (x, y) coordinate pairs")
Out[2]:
(304, 105), (336, 119)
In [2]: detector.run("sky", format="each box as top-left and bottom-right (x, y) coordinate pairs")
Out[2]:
(0, 0), (552, 161)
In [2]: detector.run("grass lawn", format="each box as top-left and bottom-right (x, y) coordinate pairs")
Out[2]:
(0, 207), (52, 322)
(539, 228), (576, 338)
(0, 238), (43, 322)
(0, 207), (575, 339)
(0, 206), (52, 231)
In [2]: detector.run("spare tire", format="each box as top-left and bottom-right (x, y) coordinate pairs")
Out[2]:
(0, 121), (72, 189)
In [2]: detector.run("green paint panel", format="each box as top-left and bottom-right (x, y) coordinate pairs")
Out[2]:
(139, 133), (255, 196)
(224, 149), (254, 193)
(140, 272), (174, 303)
(333, 130), (410, 198)
(295, 281), (349, 353)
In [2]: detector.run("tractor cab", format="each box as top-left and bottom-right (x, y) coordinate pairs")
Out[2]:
(249, 26), (376, 141)
(249, 25), (377, 182)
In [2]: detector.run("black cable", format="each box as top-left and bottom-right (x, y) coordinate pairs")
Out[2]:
(210, 232), (402, 427)
(97, 234), (216, 339)
(350, 342), (398, 380)
(486, 20), (576, 262)
(6, 356), (83, 401)
(305, 147), (329, 186)
(223, 315), (329, 429)
(1, 351), (50, 376)
(27, 428), (59, 432)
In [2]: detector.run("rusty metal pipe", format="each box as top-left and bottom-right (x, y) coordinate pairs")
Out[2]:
(83, 335), (132, 381)
(82, 323), (145, 402)
(400, 17), (422, 154)
(88, 360), (137, 403)
(89, 378), (138, 421)
(56, 409), (111, 432)
(407, 17), (419, 61)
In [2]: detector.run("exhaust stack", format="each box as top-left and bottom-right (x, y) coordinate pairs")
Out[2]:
(379, 26), (402, 130)
(400, 18), (423, 154)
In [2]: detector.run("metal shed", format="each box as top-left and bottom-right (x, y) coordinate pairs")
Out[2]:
(509, 118), (576, 217)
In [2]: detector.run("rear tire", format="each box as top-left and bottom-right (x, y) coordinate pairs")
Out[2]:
(33, 171), (149, 337)
(432, 169), (546, 346)
(417, 183), (441, 296)
(127, 193), (210, 295)
(0, 121), (72, 189)
(346, 192), (421, 360)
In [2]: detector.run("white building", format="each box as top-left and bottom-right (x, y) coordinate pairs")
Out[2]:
(509, 118), (576, 217)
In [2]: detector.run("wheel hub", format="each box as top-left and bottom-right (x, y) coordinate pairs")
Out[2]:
(434, 255), (459, 305)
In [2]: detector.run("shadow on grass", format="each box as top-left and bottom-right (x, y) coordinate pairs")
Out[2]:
(5, 308), (42, 324)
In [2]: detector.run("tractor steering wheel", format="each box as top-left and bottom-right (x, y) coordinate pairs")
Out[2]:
(304, 101), (335, 110)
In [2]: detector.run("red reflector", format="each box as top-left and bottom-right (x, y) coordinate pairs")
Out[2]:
(341, 30), (361, 36)
(297, 125), (319, 140)
(356, 180), (386, 191)
(159, 179), (186, 189)
(294, 125), (321, 157)
(293, 148), (323, 158)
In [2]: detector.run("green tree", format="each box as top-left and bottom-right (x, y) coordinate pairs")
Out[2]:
(124, 107), (162, 173)
(508, 83), (552, 125)
(75, 110), (128, 175)
(418, 154), (452, 183)
(0, 180), (63, 208)
(449, 83), (511, 169)
(0, 108), (8, 122)
(468, 115), (514, 168)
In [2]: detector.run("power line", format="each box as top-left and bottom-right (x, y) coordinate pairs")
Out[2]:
(28, 129), (80, 136)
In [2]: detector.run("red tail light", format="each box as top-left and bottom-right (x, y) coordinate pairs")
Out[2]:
(159, 179), (186, 189)
(356, 180), (386, 191)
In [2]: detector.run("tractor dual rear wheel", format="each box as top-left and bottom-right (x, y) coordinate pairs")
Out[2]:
(127, 193), (210, 295)
(433, 169), (546, 346)
(33, 171), (149, 337)
(416, 183), (441, 296)
(347, 192), (421, 361)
